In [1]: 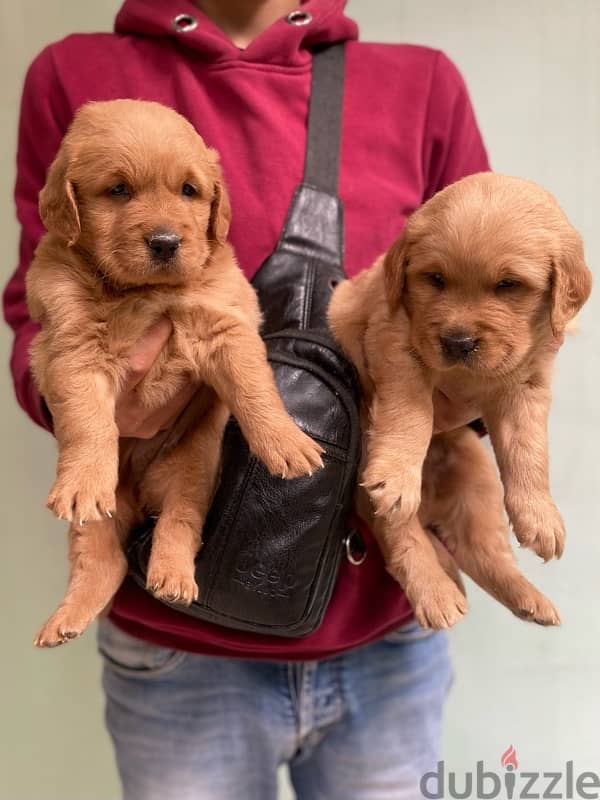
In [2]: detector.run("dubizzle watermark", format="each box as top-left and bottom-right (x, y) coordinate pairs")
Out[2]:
(420, 746), (600, 799)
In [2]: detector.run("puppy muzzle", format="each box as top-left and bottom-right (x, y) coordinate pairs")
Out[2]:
(439, 332), (480, 364)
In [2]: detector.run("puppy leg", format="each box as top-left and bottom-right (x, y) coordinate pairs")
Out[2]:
(44, 364), (119, 524)
(143, 400), (229, 606)
(421, 429), (560, 626)
(373, 513), (467, 630)
(361, 336), (433, 523)
(483, 384), (565, 561)
(196, 317), (324, 479)
(424, 528), (466, 597)
(34, 488), (138, 647)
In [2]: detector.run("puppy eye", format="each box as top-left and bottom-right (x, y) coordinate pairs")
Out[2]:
(108, 183), (130, 198)
(427, 272), (445, 289)
(496, 278), (520, 290)
(182, 183), (198, 197)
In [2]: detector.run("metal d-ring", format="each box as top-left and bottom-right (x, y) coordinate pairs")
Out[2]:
(344, 528), (367, 566)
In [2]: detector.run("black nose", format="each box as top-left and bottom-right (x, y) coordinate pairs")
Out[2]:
(145, 229), (182, 260)
(440, 333), (480, 360)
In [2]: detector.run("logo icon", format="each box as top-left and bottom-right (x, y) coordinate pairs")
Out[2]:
(501, 745), (518, 798)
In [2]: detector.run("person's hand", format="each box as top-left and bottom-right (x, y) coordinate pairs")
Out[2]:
(115, 318), (197, 439)
(432, 389), (482, 434)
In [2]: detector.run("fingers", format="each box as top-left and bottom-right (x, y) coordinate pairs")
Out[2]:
(115, 318), (211, 439)
(134, 382), (198, 439)
(432, 389), (480, 434)
(116, 380), (198, 439)
(116, 317), (177, 438)
(159, 382), (199, 430)
(123, 317), (173, 391)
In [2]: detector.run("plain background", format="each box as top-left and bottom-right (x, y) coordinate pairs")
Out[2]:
(1, 1), (598, 798)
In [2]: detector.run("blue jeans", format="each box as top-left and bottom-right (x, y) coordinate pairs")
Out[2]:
(99, 618), (452, 799)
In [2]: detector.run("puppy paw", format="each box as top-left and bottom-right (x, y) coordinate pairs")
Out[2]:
(386, 550), (467, 629)
(47, 467), (116, 524)
(490, 572), (561, 626)
(513, 594), (561, 627)
(252, 424), (324, 479)
(362, 463), (421, 522)
(34, 607), (91, 648)
(508, 497), (566, 561)
(147, 569), (199, 607)
(408, 581), (467, 630)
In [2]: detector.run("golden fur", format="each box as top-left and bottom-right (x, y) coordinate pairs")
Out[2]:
(330, 172), (592, 628)
(27, 99), (323, 647)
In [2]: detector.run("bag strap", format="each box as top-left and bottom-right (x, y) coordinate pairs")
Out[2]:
(303, 43), (345, 194)
(251, 42), (347, 332)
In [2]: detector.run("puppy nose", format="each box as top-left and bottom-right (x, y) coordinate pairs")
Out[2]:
(440, 333), (480, 360)
(145, 229), (182, 260)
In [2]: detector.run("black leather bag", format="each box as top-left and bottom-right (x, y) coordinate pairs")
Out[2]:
(127, 44), (362, 636)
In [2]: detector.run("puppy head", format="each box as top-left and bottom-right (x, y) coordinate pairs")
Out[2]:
(39, 99), (231, 287)
(384, 172), (592, 376)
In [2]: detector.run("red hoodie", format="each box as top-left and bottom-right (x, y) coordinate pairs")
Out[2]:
(4, 0), (489, 660)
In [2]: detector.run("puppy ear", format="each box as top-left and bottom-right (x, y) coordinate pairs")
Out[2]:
(550, 227), (592, 336)
(383, 232), (409, 312)
(209, 179), (231, 246)
(206, 150), (231, 247)
(38, 147), (81, 246)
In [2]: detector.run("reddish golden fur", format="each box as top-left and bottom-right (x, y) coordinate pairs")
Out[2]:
(27, 100), (323, 647)
(330, 173), (592, 628)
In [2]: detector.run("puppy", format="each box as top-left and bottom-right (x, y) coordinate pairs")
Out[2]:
(330, 173), (591, 628)
(27, 99), (324, 647)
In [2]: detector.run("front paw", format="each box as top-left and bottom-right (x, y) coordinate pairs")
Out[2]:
(508, 496), (566, 561)
(251, 423), (324, 479)
(47, 465), (116, 524)
(362, 462), (421, 522)
(147, 568), (199, 607)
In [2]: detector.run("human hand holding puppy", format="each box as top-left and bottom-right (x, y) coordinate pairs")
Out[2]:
(115, 317), (196, 439)
(118, 317), (482, 440)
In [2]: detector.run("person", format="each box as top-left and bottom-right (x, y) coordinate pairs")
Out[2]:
(4, 1), (490, 797)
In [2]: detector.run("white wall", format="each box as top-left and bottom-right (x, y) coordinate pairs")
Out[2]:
(1, 2), (598, 798)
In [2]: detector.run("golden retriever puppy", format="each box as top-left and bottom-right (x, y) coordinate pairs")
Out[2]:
(27, 99), (323, 647)
(330, 172), (591, 628)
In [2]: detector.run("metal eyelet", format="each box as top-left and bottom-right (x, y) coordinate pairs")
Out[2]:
(286, 10), (312, 26)
(172, 14), (198, 33)
(344, 529), (367, 566)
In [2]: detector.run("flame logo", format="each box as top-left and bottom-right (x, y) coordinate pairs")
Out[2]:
(501, 745), (519, 770)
